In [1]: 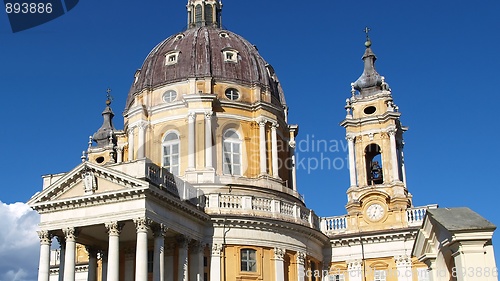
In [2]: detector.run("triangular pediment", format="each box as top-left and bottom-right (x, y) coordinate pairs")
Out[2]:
(28, 162), (148, 206)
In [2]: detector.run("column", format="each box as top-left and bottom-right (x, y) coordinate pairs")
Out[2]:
(204, 111), (213, 169)
(210, 244), (223, 281)
(153, 225), (167, 281)
(134, 218), (150, 281)
(177, 236), (189, 281)
(289, 141), (297, 191)
(100, 252), (108, 281)
(189, 242), (204, 281)
(394, 255), (412, 281)
(388, 129), (400, 182)
(188, 112), (196, 170)
(271, 122), (280, 178)
(37, 230), (52, 281)
(105, 222), (123, 281)
(346, 135), (357, 187)
(296, 252), (306, 281)
(116, 146), (124, 164)
(63, 227), (78, 281)
(123, 248), (135, 281)
(56, 236), (65, 281)
(128, 127), (135, 161)
(273, 248), (285, 281)
(259, 120), (267, 175)
(165, 243), (175, 281)
(347, 260), (362, 281)
(86, 247), (98, 281)
(138, 122), (148, 159)
(400, 142), (408, 186)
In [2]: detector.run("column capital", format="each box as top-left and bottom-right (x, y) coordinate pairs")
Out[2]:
(152, 223), (168, 238)
(258, 119), (267, 127)
(165, 242), (176, 255)
(296, 251), (306, 265)
(211, 243), (223, 256)
(105, 221), (124, 236)
(63, 227), (78, 241)
(134, 217), (151, 233)
(346, 134), (356, 142)
(289, 140), (296, 149)
(137, 121), (149, 130)
(177, 235), (191, 248)
(190, 241), (205, 254)
(273, 247), (285, 261)
(271, 122), (279, 129)
(204, 111), (213, 119)
(188, 112), (196, 121)
(85, 246), (99, 256)
(387, 128), (397, 136)
(37, 230), (52, 245)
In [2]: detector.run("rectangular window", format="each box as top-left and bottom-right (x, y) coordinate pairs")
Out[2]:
(417, 268), (430, 281)
(329, 274), (345, 281)
(374, 270), (386, 281)
(240, 249), (257, 272)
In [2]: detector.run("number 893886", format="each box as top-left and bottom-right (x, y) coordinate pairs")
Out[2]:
(5, 2), (53, 14)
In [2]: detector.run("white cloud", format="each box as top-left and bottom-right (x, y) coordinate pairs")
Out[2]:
(0, 201), (40, 281)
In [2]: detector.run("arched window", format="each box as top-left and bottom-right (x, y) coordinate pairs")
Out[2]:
(240, 248), (256, 272)
(195, 4), (202, 26)
(223, 129), (242, 176)
(162, 131), (180, 175)
(205, 4), (213, 24)
(365, 144), (383, 185)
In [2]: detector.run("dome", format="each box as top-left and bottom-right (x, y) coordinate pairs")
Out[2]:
(125, 26), (286, 111)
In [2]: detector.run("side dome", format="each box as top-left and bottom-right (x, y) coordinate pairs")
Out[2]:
(125, 26), (286, 111)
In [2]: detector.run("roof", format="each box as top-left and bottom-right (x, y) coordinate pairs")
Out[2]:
(125, 26), (286, 111)
(427, 207), (496, 232)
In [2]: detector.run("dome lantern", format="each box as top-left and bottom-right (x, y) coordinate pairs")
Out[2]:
(187, 0), (222, 28)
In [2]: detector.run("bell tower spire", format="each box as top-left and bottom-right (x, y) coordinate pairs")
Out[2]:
(341, 31), (411, 231)
(186, 0), (222, 29)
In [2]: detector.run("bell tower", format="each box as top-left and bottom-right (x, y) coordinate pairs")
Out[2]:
(186, 0), (222, 28)
(341, 32), (412, 231)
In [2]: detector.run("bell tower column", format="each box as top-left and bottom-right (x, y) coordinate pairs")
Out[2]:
(346, 135), (357, 187)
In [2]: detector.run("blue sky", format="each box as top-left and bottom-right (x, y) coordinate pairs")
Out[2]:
(1, 0), (500, 279)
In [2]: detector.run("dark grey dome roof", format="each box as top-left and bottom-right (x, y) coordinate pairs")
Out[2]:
(125, 26), (286, 111)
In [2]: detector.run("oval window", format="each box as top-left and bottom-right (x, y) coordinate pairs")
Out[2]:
(163, 90), (177, 103)
(225, 88), (240, 100)
(364, 106), (376, 115)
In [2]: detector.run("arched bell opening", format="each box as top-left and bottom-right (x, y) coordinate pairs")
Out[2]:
(365, 143), (383, 185)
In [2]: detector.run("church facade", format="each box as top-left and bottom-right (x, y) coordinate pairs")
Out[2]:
(28, 1), (497, 281)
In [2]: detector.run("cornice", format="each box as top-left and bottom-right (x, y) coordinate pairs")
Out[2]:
(211, 216), (329, 244)
(328, 227), (419, 247)
(340, 111), (401, 128)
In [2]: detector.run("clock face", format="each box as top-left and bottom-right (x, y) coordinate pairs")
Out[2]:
(366, 203), (385, 221)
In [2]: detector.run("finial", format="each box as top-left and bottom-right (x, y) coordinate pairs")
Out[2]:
(88, 136), (93, 150)
(81, 151), (87, 162)
(106, 88), (113, 106)
(364, 27), (372, 48)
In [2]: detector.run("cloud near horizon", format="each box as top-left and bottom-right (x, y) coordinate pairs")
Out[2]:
(0, 201), (40, 281)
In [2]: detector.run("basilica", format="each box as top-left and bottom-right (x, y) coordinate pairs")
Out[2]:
(28, 1), (497, 281)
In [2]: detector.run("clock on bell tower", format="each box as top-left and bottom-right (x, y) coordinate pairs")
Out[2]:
(340, 33), (413, 231)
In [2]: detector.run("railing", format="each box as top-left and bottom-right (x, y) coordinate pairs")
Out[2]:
(145, 162), (205, 207)
(320, 215), (348, 234)
(406, 204), (438, 226)
(205, 193), (320, 230)
(320, 204), (438, 235)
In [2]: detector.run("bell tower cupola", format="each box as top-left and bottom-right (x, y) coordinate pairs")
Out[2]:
(341, 30), (412, 230)
(187, 0), (222, 28)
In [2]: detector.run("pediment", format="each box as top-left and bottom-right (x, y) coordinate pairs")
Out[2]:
(28, 162), (148, 206)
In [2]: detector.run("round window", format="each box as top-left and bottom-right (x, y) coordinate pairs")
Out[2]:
(364, 106), (376, 115)
(225, 88), (240, 100)
(163, 90), (177, 103)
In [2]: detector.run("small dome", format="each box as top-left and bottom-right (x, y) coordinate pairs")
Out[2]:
(125, 26), (285, 111)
